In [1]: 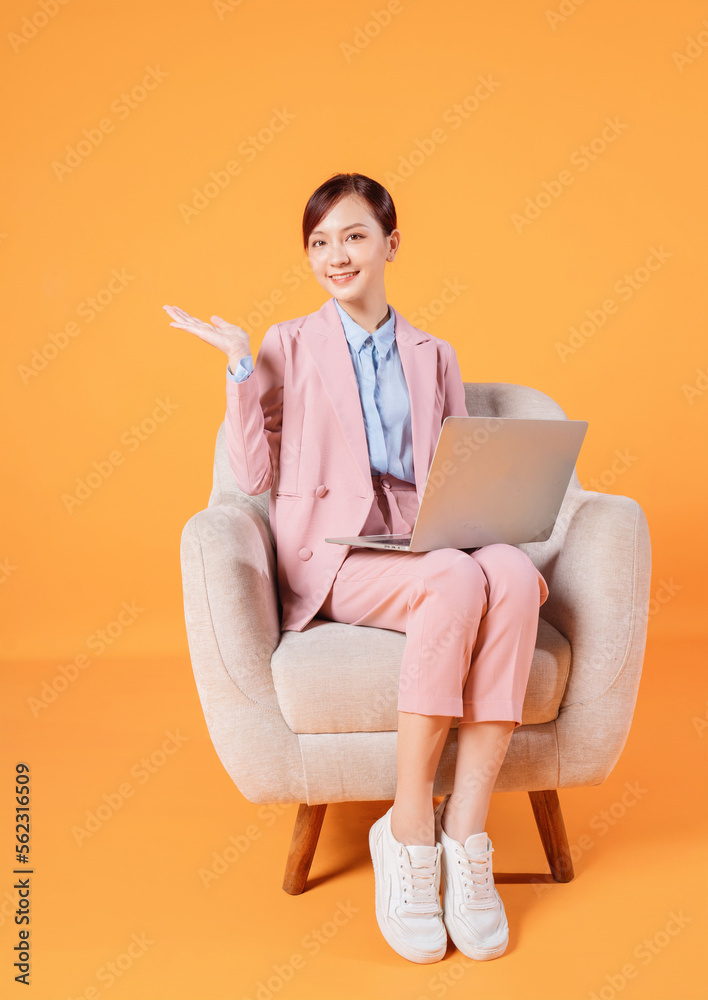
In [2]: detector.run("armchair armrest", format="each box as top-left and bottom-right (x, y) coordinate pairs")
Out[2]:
(180, 497), (282, 709)
(519, 487), (652, 785)
(180, 497), (305, 802)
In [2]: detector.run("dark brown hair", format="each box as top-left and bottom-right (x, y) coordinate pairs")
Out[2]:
(302, 172), (397, 251)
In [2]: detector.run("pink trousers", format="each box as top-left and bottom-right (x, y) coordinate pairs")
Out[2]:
(318, 473), (549, 728)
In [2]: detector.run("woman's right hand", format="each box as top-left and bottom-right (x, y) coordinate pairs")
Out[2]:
(163, 304), (252, 370)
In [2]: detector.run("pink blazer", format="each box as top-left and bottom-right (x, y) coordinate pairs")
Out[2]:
(224, 295), (468, 632)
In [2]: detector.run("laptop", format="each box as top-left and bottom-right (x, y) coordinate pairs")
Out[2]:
(325, 415), (588, 551)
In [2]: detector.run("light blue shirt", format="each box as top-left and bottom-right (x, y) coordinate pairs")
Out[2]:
(226, 298), (415, 482)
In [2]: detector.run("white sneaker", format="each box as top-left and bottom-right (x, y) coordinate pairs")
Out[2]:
(434, 794), (509, 961)
(368, 806), (447, 964)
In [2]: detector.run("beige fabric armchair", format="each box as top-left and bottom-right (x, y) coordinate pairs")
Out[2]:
(180, 382), (652, 893)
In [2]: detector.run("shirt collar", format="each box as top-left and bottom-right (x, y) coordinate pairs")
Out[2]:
(334, 297), (396, 359)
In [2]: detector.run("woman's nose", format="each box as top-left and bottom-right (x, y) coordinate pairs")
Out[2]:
(329, 244), (350, 263)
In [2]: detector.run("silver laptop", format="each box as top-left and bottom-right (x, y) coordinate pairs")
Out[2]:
(325, 415), (588, 551)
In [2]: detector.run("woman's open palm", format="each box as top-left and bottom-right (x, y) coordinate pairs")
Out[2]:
(163, 304), (251, 363)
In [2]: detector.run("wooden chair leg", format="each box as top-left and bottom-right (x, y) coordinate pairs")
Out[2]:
(528, 789), (574, 882)
(282, 803), (328, 894)
(282, 793), (573, 893)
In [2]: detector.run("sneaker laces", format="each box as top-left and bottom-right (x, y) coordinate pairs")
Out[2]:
(399, 847), (441, 914)
(454, 843), (496, 906)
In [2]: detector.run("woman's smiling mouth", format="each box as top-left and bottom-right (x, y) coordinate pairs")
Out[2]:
(329, 271), (360, 283)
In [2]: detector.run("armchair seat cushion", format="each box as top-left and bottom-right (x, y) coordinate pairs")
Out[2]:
(271, 616), (570, 734)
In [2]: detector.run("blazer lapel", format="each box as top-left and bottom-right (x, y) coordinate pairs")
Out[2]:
(393, 307), (439, 505)
(301, 297), (438, 502)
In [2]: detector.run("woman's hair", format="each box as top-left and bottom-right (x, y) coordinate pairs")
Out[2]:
(302, 172), (397, 251)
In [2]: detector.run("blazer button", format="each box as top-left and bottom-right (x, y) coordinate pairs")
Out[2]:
(315, 484), (327, 497)
(298, 547), (312, 560)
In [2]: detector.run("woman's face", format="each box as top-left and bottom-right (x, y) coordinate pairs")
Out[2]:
(306, 193), (399, 305)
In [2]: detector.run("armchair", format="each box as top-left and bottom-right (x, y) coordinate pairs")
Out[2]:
(180, 382), (652, 893)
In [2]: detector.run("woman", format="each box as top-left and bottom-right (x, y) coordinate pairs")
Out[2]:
(164, 172), (549, 966)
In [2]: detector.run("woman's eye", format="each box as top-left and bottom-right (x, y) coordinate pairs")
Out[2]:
(311, 234), (362, 248)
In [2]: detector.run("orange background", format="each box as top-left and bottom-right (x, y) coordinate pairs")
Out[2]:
(2, 1), (706, 998)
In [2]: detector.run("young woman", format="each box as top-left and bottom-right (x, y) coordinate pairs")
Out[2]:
(164, 172), (549, 966)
